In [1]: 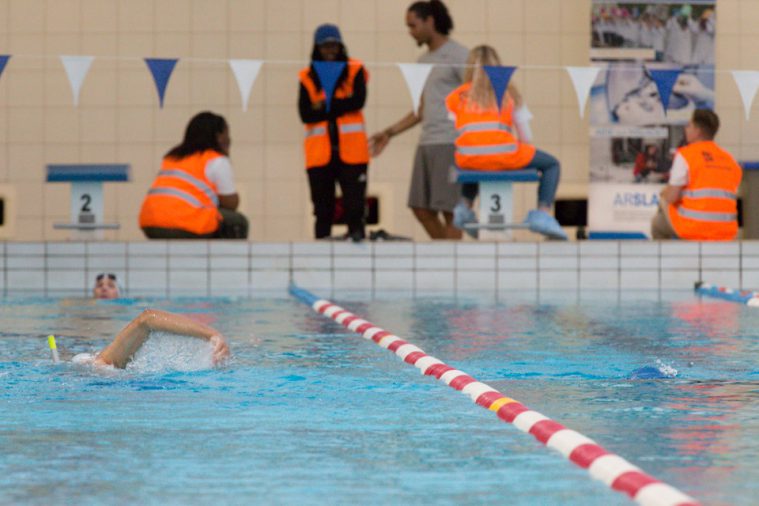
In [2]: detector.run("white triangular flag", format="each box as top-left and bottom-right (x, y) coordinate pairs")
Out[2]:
(565, 66), (600, 119)
(60, 55), (94, 107)
(229, 59), (263, 112)
(733, 70), (759, 120)
(398, 63), (433, 114)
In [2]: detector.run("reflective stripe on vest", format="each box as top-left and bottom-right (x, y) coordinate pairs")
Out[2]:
(677, 207), (737, 222)
(682, 188), (737, 200)
(160, 169), (220, 206)
(457, 143), (518, 156)
(147, 187), (207, 208)
(339, 123), (365, 134)
(458, 121), (513, 135)
(306, 126), (327, 138)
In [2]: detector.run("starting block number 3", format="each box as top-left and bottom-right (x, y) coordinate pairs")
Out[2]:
(479, 181), (514, 231)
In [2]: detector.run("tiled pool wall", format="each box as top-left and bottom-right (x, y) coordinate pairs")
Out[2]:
(0, 241), (756, 298)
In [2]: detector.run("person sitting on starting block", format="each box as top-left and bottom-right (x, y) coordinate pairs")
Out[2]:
(445, 45), (566, 240)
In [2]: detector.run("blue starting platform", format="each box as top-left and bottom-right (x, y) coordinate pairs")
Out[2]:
(454, 168), (539, 240)
(46, 164), (130, 238)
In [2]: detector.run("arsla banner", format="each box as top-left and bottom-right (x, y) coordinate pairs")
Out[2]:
(589, 1), (716, 238)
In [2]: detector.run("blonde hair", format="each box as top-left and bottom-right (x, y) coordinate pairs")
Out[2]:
(463, 45), (502, 112)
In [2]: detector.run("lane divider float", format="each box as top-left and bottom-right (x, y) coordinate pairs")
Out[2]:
(289, 284), (699, 506)
(695, 281), (759, 306)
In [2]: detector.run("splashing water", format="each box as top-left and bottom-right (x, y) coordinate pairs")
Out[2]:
(655, 359), (678, 378)
(126, 332), (215, 373)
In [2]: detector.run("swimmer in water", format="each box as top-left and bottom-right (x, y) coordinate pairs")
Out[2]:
(74, 309), (230, 369)
(93, 273), (121, 299)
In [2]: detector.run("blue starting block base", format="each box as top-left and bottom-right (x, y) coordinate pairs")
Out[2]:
(46, 164), (130, 238)
(455, 168), (539, 240)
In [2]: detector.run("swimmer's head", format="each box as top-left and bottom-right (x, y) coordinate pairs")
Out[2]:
(93, 273), (120, 299)
(71, 352), (96, 365)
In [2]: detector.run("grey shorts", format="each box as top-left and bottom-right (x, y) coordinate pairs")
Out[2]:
(407, 144), (460, 213)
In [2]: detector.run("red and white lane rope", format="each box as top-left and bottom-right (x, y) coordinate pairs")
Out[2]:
(296, 291), (699, 506)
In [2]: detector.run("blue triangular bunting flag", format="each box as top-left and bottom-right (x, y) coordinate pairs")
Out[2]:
(484, 65), (516, 111)
(0, 55), (10, 78)
(648, 68), (682, 113)
(313, 61), (346, 112)
(144, 58), (178, 108)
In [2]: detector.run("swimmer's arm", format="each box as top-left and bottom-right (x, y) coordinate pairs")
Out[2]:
(95, 309), (229, 368)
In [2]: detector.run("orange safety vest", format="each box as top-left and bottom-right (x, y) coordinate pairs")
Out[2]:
(667, 141), (742, 241)
(138, 150), (223, 235)
(299, 58), (370, 169)
(445, 82), (536, 171)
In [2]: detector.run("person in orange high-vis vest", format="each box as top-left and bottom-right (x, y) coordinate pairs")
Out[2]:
(445, 45), (566, 240)
(139, 112), (248, 239)
(298, 24), (369, 241)
(652, 109), (742, 241)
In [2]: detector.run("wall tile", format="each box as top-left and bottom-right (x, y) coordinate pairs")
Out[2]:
(291, 270), (332, 291)
(251, 270), (290, 292)
(498, 270), (538, 290)
(210, 257), (249, 270)
(374, 243), (415, 256)
(415, 270), (455, 292)
(127, 270), (169, 294)
(374, 270), (413, 292)
(375, 257), (413, 270)
(168, 270), (209, 296)
(210, 271), (250, 296)
(580, 270), (618, 290)
(7, 270), (45, 290)
(169, 256), (209, 270)
(539, 271), (578, 290)
(660, 270), (700, 290)
(456, 270), (496, 294)
(661, 257), (699, 270)
(292, 256), (331, 269)
(620, 270), (659, 290)
(334, 270), (372, 291)
(700, 270), (741, 289)
(47, 270), (86, 290)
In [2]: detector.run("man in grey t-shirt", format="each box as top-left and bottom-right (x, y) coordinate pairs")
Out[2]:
(369, 0), (468, 240)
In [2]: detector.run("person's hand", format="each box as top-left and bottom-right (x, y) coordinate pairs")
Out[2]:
(369, 131), (390, 157)
(209, 335), (229, 365)
(312, 100), (325, 110)
(673, 74), (714, 103)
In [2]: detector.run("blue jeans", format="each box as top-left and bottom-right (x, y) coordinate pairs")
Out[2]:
(460, 149), (561, 208)
(530, 149), (560, 208)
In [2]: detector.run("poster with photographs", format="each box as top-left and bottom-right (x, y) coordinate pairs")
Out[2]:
(588, 1), (716, 238)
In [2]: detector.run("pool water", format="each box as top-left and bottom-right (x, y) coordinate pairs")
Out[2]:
(1, 295), (757, 505)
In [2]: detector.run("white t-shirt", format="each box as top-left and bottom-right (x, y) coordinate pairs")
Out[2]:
(668, 152), (689, 186)
(205, 156), (236, 196)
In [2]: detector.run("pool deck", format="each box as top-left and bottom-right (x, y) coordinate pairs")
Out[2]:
(0, 240), (756, 298)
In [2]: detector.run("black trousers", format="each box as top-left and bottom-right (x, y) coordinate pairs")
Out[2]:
(143, 208), (249, 239)
(307, 162), (368, 239)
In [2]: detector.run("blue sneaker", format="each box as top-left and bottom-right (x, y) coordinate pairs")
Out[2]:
(525, 210), (567, 240)
(453, 201), (478, 239)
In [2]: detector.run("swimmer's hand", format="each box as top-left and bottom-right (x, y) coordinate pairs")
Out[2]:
(209, 335), (230, 365)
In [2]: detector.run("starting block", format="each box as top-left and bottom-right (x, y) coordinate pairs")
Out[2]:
(455, 168), (539, 240)
(46, 164), (130, 239)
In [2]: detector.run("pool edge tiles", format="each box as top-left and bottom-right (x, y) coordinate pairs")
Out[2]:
(0, 240), (756, 297)
(290, 284), (702, 506)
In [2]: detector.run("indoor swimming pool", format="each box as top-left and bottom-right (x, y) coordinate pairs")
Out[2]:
(1, 294), (756, 505)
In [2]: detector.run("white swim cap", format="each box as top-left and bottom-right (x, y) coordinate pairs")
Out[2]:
(72, 353), (95, 365)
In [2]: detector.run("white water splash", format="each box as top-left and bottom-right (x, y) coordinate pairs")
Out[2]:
(655, 359), (678, 378)
(126, 332), (214, 373)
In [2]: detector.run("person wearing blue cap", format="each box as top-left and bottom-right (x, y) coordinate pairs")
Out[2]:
(298, 24), (370, 241)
